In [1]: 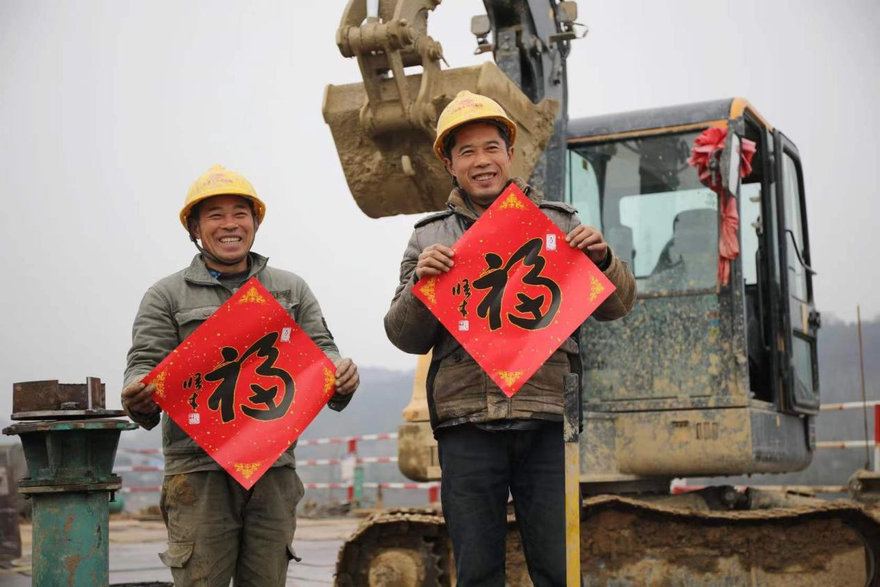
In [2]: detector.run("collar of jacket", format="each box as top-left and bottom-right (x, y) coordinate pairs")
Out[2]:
(445, 177), (545, 221)
(183, 252), (269, 286)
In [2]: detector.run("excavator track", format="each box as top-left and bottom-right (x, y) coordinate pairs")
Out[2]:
(335, 497), (880, 587)
(580, 495), (880, 587)
(334, 508), (451, 587)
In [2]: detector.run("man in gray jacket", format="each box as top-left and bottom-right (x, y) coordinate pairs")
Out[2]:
(385, 92), (636, 586)
(121, 164), (359, 585)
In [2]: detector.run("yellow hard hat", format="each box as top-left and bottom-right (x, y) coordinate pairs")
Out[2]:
(179, 164), (266, 230)
(433, 90), (517, 161)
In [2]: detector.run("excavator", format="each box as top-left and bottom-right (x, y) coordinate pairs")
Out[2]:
(322, 1), (880, 585)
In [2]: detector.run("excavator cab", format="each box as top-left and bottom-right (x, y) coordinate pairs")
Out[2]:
(567, 99), (821, 489)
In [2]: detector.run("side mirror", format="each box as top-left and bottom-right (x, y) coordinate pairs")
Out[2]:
(720, 131), (742, 196)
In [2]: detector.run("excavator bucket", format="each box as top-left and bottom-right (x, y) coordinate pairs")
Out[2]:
(323, 62), (558, 218)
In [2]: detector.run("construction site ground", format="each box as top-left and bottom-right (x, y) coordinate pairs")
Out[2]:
(0, 515), (362, 586)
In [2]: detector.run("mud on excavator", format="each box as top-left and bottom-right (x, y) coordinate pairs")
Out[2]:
(323, 1), (880, 585)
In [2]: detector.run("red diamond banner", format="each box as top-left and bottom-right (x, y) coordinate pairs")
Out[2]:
(413, 183), (615, 396)
(141, 278), (337, 489)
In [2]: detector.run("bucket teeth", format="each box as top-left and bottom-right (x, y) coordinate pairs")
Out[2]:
(324, 63), (558, 218)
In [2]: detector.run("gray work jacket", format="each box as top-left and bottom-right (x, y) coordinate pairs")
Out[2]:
(124, 253), (348, 475)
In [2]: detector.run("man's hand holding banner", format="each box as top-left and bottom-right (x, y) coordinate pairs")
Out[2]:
(414, 183), (615, 396)
(142, 278), (337, 489)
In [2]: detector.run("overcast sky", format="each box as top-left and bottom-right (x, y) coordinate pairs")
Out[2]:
(1, 1), (878, 413)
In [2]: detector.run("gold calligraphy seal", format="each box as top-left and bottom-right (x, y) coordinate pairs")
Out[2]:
(153, 370), (168, 398)
(234, 462), (262, 480)
(323, 366), (336, 396)
(497, 370), (524, 387)
(589, 274), (606, 303)
(238, 287), (267, 305)
(419, 277), (437, 305)
(499, 194), (526, 210)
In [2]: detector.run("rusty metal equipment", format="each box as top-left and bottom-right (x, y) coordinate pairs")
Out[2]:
(849, 469), (880, 504)
(0, 445), (23, 564)
(11, 376), (112, 420)
(3, 377), (135, 586)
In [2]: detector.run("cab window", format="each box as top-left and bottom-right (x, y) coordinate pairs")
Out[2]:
(567, 131), (718, 295)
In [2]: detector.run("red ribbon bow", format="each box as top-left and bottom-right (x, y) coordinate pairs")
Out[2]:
(687, 127), (756, 286)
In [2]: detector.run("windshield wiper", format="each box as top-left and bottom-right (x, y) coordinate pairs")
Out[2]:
(785, 229), (816, 275)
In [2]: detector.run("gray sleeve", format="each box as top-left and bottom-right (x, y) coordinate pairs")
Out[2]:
(383, 229), (441, 355)
(123, 286), (177, 430)
(294, 280), (341, 363)
(294, 280), (354, 412)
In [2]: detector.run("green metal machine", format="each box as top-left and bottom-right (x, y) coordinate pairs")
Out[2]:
(3, 377), (135, 586)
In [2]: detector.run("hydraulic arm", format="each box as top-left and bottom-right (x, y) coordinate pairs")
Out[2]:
(323, 0), (580, 217)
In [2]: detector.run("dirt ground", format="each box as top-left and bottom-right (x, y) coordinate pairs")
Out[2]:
(0, 516), (362, 586)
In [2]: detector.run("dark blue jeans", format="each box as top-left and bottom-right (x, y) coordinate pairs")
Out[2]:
(437, 423), (566, 587)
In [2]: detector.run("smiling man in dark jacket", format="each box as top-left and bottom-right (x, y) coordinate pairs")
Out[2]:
(385, 92), (635, 586)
